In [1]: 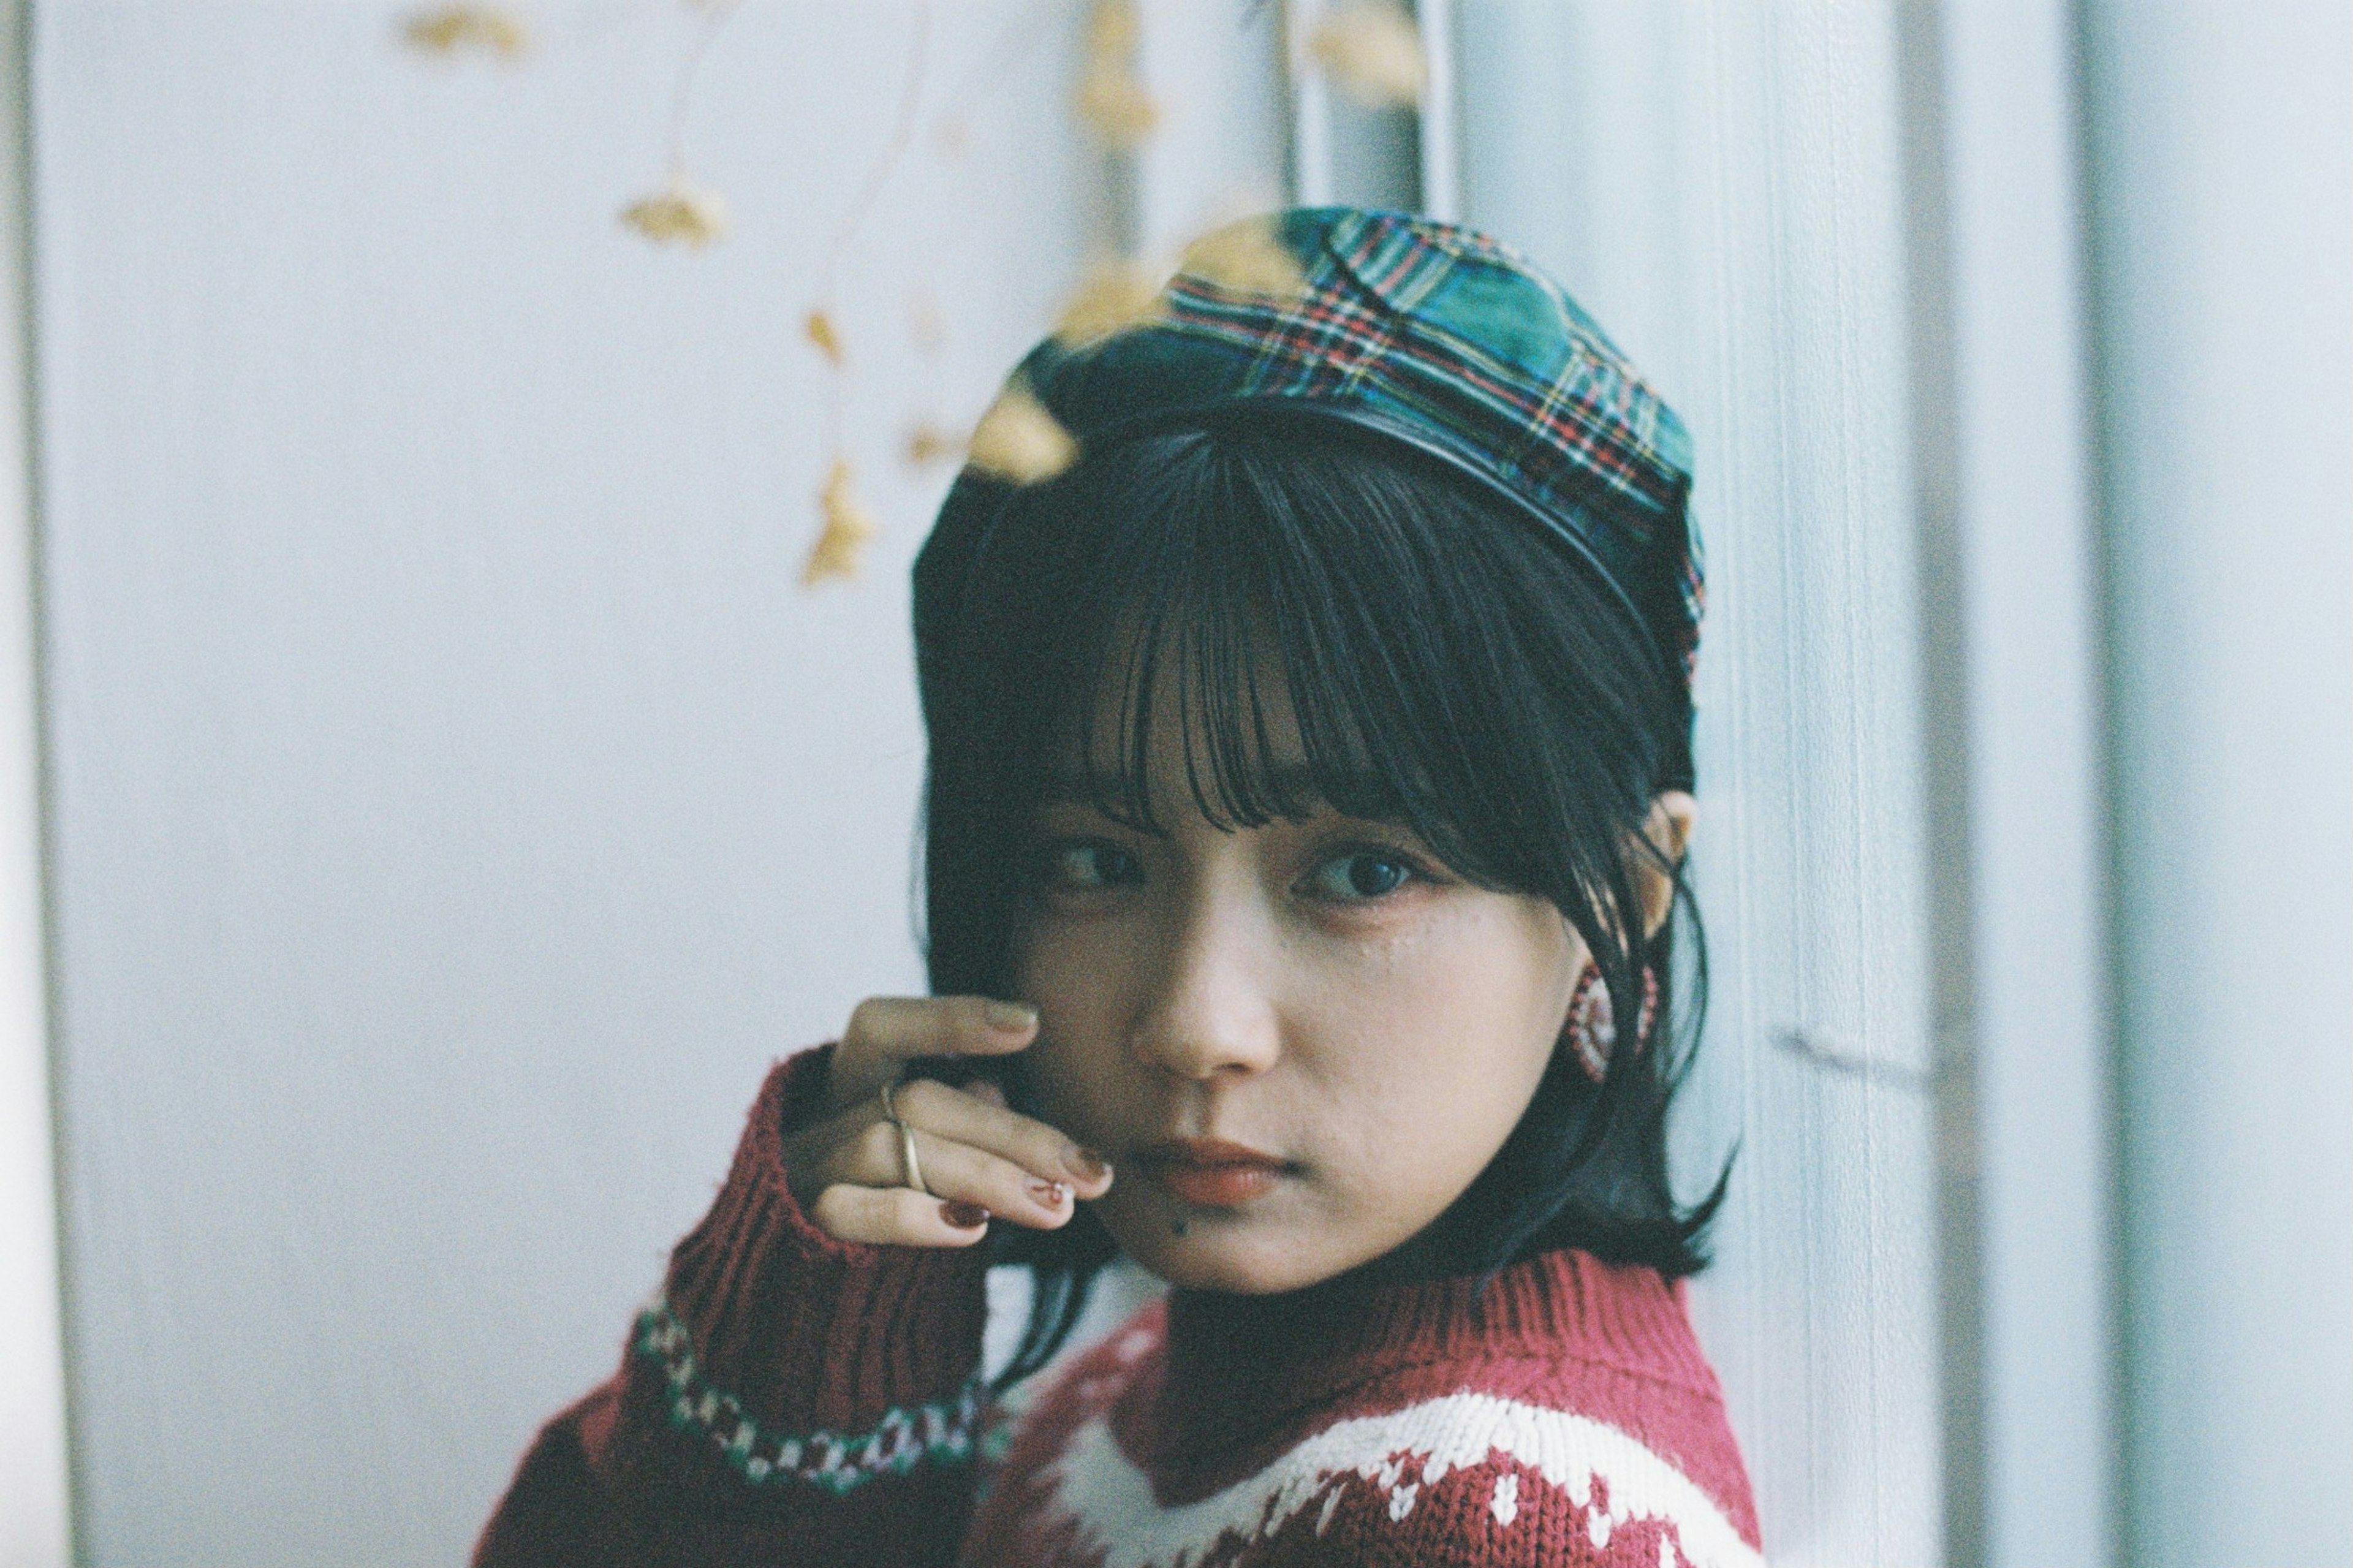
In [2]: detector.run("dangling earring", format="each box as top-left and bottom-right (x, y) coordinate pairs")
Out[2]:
(1565, 961), (1661, 1083)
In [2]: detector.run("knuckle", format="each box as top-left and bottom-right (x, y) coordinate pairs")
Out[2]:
(845, 996), (886, 1040)
(810, 1184), (863, 1233)
(897, 1078), (949, 1119)
(980, 1152), (1049, 1208)
(1009, 1118), (1070, 1168)
(857, 1119), (901, 1168)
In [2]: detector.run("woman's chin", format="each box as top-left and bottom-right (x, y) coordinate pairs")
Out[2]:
(1096, 1190), (1351, 1295)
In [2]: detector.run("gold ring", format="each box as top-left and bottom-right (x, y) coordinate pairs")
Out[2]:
(878, 1080), (929, 1197)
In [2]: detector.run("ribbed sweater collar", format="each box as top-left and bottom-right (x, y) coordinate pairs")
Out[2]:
(1154, 1248), (1711, 1461)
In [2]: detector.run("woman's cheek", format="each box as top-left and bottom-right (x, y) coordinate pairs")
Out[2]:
(1017, 936), (1135, 1132)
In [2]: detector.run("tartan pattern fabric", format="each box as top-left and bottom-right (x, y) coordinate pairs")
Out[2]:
(928, 206), (1703, 712)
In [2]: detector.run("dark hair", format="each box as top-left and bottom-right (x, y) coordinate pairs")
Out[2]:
(912, 420), (1726, 1388)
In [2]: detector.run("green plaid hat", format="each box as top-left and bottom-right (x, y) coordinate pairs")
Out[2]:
(915, 206), (1701, 784)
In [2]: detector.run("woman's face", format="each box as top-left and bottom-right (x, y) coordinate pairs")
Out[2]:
(1010, 684), (1588, 1295)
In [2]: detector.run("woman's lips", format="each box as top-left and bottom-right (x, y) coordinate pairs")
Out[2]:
(1138, 1138), (1292, 1208)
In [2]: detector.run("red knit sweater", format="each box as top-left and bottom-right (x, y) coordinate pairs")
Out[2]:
(475, 1050), (1763, 1567)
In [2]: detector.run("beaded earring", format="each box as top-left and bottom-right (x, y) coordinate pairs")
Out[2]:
(1566, 961), (1661, 1083)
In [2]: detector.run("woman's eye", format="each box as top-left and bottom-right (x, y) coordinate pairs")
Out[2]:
(1306, 851), (1415, 902)
(1043, 842), (1142, 890)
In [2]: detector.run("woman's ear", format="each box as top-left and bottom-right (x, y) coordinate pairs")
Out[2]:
(1633, 791), (1698, 939)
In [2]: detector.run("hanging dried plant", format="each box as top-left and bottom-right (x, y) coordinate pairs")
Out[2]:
(1305, 4), (1425, 108)
(967, 387), (1078, 484)
(1180, 216), (1307, 301)
(904, 420), (966, 470)
(1073, 0), (1159, 148)
(907, 291), (947, 355)
(400, 4), (532, 60)
(1085, 0), (1141, 58)
(1053, 259), (1167, 346)
(804, 458), (882, 586)
(805, 309), (846, 367)
(619, 178), (731, 248)
(1074, 71), (1161, 147)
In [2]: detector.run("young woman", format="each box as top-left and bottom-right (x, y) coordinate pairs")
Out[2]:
(476, 208), (1762, 1567)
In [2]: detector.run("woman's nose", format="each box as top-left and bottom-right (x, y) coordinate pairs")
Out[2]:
(1127, 891), (1283, 1082)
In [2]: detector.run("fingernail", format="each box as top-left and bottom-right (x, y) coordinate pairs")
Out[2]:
(941, 1200), (990, 1230)
(1026, 1178), (1072, 1209)
(1066, 1146), (1112, 1184)
(985, 1001), (1039, 1032)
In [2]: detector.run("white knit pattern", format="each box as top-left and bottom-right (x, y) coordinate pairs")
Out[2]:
(1031, 1390), (1764, 1568)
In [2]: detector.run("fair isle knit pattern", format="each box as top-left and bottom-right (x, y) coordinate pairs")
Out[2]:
(475, 1050), (1762, 1567)
(635, 1297), (982, 1494)
(1005, 1369), (1760, 1568)
(963, 1292), (1764, 1568)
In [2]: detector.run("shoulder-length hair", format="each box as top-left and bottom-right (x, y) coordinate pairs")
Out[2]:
(911, 419), (1726, 1388)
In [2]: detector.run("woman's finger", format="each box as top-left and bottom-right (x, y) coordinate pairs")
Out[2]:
(809, 1183), (993, 1248)
(828, 995), (1038, 1112)
(885, 1077), (1113, 1197)
(824, 1114), (1080, 1230)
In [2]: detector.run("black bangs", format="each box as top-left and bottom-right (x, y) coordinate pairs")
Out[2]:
(930, 420), (1675, 945)
(912, 421), (1722, 1390)
(977, 425), (1435, 846)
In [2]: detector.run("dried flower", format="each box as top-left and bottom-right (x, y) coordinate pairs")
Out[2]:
(804, 458), (882, 587)
(1085, 0), (1142, 59)
(1074, 0), (1158, 148)
(1306, 4), (1425, 108)
(805, 308), (844, 367)
(1180, 216), (1308, 301)
(966, 387), (1077, 485)
(907, 291), (945, 354)
(619, 178), (731, 249)
(1053, 260), (1167, 346)
(904, 421), (966, 469)
(1074, 69), (1161, 148)
(400, 4), (531, 59)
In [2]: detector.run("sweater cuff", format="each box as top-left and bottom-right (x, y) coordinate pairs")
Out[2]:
(645, 1047), (993, 1446)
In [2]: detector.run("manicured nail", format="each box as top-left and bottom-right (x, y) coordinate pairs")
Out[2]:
(1066, 1146), (1112, 1184)
(941, 1200), (990, 1230)
(1027, 1178), (1072, 1209)
(985, 1001), (1039, 1032)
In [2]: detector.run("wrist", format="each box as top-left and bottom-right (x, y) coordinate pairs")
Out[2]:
(654, 1048), (994, 1436)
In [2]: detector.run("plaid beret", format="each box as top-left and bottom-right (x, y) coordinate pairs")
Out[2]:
(916, 206), (1702, 782)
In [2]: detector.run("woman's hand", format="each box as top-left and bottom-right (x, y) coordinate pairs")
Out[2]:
(781, 996), (1114, 1248)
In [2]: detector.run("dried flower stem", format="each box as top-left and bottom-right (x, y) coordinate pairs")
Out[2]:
(817, 0), (934, 300)
(811, 0), (933, 458)
(664, 0), (747, 180)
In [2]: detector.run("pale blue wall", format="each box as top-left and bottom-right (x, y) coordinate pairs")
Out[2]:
(2080, 6), (2353, 1563)
(31, 5), (1092, 1561)
(1459, 6), (1942, 1564)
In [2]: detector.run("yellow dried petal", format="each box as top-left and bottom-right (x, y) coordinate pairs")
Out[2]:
(1074, 68), (1161, 148)
(1053, 260), (1167, 346)
(904, 421), (966, 469)
(618, 180), (731, 249)
(1180, 216), (1308, 301)
(907, 292), (946, 354)
(803, 458), (882, 587)
(400, 4), (531, 59)
(805, 309), (844, 367)
(1306, 6), (1425, 108)
(1084, 0), (1142, 62)
(967, 388), (1078, 485)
